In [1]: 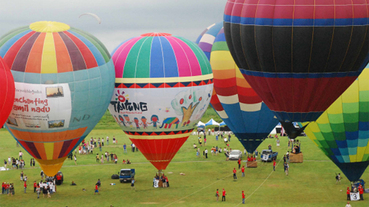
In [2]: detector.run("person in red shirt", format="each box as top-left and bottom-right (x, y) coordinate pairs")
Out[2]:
(33, 181), (37, 193)
(215, 189), (219, 201)
(347, 187), (351, 201)
(273, 159), (276, 171)
(241, 166), (245, 177)
(233, 168), (237, 180)
(242, 190), (245, 204)
(24, 181), (27, 193)
(253, 156), (256, 161)
(238, 158), (241, 169)
(94, 184), (99, 195)
(359, 184), (364, 200)
(247, 156), (251, 162)
(222, 188), (226, 201)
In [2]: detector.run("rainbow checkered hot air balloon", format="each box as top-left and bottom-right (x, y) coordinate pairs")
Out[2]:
(303, 67), (369, 182)
(197, 23), (278, 153)
(109, 33), (213, 171)
(224, 0), (369, 138)
(0, 21), (115, 176)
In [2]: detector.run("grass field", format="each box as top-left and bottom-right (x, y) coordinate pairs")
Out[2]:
(0, 126), (368, 207)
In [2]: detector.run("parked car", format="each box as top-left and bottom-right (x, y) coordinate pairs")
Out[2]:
(119, 169), (135, 183)
(228, 150), (242, 160)
(261, 150), (278, 162)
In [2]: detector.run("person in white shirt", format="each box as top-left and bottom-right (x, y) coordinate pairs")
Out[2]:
(345, 201), (352, 207)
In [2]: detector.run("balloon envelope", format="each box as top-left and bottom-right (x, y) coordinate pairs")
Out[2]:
(303, 67), (369, 182)
(109, 33), (213, 170)
(0, 56), (15, 126)
(198, 23), (278, 153)
(224, 0), (369, 123)
(0, 21), (115, 176)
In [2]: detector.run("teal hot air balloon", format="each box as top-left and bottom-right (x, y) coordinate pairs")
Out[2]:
(0, 21), (115, 176)
(303, 67), (369, 182)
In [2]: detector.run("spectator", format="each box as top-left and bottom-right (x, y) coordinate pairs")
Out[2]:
(215, 189), (219, 201)
(273, 160), (276, 171)
(233, 168), (237, 180)
(222, 188), (226, 201)
(123, 143), (127, 153)
(347, 187), (351, 201)
(242, 191), (245, 204)
(241, 166), (245, 177)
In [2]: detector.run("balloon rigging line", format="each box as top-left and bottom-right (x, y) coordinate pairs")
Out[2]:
(234, 148), (285, 207)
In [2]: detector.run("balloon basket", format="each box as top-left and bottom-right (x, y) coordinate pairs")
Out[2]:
(290, 153), (303, 163)
(247, 161), (258, 168)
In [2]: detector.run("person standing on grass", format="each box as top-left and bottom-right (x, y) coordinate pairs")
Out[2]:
(33, 181), (37, 193)
(241, 165), (245, 177)
(222, 188), (226, 201)
(215, 189), (219, 201)
(74, 155), (77, 165)
(242, 191), (245, 204)
(131, 179), (135, 190)
(20, 171), (24, 182)
(283, 162), (288, 176)
(359, 184), (364, 200)
(273, 159), (276, 171)
(205, 149), (208, 158)
(36, 184), (40, 199)
(345, 201), (352, 207)
(24, 181), (27, 193)
(347, 187), (351, 200)
(233, 168), (237, 180)
(123, 143), (127, 153)
(238, 158), (241, 169)
(101, 155), (104, 164)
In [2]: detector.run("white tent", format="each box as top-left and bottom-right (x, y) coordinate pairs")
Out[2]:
(205, 118), (220, 126)
(197, 121), (205, 127)
(219, 121), (226, 126)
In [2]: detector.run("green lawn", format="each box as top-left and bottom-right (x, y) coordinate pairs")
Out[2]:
(0, 126), (368, 207)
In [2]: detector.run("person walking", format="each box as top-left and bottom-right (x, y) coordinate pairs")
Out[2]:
(233, 168), (237, 180)
(242, 191), (245, 204)
(24, 181), (27, 193)
(273, 159), (276, 171)
(36, 184), (40, 199)
(222, 188), (226, 201)
(94, 184), (99, 195)
(283, 162), (288, 176)
(241, 165), (245, 177)
(215, 189), (219, 201)
(238, 158), (241, 169)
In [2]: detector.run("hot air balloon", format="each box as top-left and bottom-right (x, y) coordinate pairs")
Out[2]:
(224, 0), (369, 138)
(303, 67), (369, 182)
(0, 56), (15, 126)
(0, 21), (115, 176)
(197, 23), (278, 153)
(109, 33), (213, 172)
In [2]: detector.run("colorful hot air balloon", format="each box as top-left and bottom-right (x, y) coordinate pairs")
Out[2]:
(0, 21), (115, 176)
(303, 67), (369, 182)
(0, 56), (15, 126)
(109, 33), (213, 171)
(224, 0), (369, 137)
(198, 23), (278, 153)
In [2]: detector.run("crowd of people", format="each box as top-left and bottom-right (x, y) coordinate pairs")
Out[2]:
(153, 174), (169, 188)
(3, 151), (36, 170)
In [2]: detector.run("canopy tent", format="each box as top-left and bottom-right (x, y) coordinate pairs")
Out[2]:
(197, 121), (205, 127)
(205, 118), (220, 126)
(219, 121), (226, 126)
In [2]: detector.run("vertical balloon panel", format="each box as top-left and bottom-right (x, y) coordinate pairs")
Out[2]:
(109, 33), (213, 170)
(0, 21), (115, 176)
(0, 56), (15, 126)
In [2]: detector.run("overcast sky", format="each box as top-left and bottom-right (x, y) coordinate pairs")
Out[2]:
(0, 0), (226, 53)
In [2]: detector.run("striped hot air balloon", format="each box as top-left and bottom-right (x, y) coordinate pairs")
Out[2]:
(109, 33), (213, 171)
(197, 23), (278, 153)
(303, 66), (369, 182)
(224, 0), (369, 138)
(0, 21), (115, 176)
